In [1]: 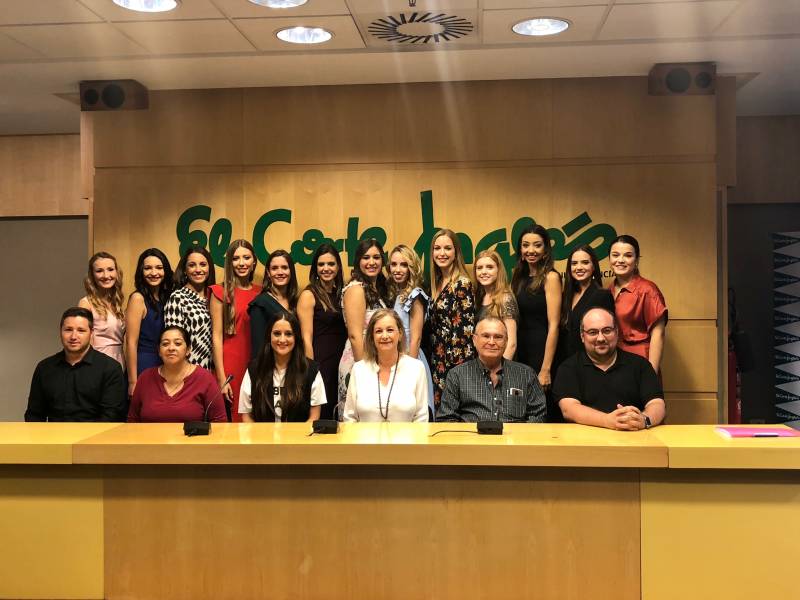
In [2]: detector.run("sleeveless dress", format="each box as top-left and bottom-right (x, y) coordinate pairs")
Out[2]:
(394, 288), (435, 418)
(210, 284), (262, 422)
(311, 300), (347, 421)
(515, 286), (548, 375)
(90, 305), (125, 371)
(137, 301), (164, 374)
(337, 281), (386, 419)
(516, 281), (562, 422)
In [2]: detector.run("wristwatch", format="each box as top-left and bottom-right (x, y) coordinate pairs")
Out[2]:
(644, 415), (652, 429)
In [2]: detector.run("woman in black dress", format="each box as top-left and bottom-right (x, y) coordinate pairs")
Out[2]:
(511, 224), (562, 394)
(559, 245), (615, 360)
(296, 244), (347, 420)
(249, 249), (298, 359)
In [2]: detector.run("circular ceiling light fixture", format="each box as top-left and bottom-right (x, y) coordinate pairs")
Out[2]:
(512, 17), (570, 37)
(112, 0), (179, 12)
(276, 26), (332, 44)
(248, 0), (308, 7)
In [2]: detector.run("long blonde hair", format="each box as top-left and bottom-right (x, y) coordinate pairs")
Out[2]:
(222, 239), (257, 336)
(388, 244), (425, 303)
(84, 251), (124, 320)
(473, 250), (513, 319)
(430, 229), (470, 298)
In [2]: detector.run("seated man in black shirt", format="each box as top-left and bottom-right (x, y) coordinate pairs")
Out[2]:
(25, 307), (126, 422)
(438, 317), (546, 423)
(553, 307), (665, 430)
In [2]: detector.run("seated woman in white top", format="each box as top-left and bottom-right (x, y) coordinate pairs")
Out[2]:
(239, 312), (326, 422)
(343, 308), (429, 422)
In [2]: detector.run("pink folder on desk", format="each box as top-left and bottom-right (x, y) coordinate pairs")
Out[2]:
(715, 426), (800, 438)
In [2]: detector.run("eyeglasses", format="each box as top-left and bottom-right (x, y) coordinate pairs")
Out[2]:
(582, 327), (616, 337)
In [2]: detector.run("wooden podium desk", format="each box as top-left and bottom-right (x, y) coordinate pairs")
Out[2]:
(1, 423), (798, 600)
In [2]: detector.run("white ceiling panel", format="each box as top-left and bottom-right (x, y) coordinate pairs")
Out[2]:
(482, 0), (607, 8)
(117, 19), (256, 54)
(348, 0), (478, 11)
(213, 0), (350, 19)
(1, 23), (149, 57)
(234, 15), (365, 50)
(79, 0), (225, 21)
(483, 5), (606, 43)
(599, 1), (739, 40)
(0, 32), (43, 60)
(715, 0), (800, 37)
(0, 0), (102, 25)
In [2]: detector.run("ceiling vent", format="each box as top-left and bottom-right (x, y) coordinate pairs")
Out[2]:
(368, 12), (474, 44)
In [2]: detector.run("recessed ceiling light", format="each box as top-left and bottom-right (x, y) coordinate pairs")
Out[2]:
(248, 0), (308, 7)
(112, 0), (179, 13)
(276, 26), (332, 44)
(512, 18), (570, 37)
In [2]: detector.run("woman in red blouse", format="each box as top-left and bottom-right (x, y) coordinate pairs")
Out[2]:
(128, 326), (226, 423)
(608, 235), (668, 373)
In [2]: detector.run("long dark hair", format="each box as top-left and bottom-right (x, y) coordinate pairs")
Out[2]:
(306, 243), (344, 313)
(349, 238), (388, 308)
(133, 248), (174, 313)
(174, 245), (216, 292)
(221, 239), (257, 335)
(561, 245), (603, 326)
(251, 312), (308, 422)
(511, 224), (555, 295)
(260, 249), (298, 310)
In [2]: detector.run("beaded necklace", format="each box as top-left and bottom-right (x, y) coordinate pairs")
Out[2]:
(376, 353), (400, 421)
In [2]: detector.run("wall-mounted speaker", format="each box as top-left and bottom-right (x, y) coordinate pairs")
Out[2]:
(79, 79), (149, 111)
(648, 62), (716, 96)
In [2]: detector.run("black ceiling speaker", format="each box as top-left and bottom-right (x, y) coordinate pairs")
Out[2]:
(79, 79), (149, 111)
(648, 62), (716, 96)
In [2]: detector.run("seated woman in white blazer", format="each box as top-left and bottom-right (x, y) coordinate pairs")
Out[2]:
(343, 308), (429, 422)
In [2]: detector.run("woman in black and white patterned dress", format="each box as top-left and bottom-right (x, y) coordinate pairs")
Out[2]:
(164, 246), (217, 369)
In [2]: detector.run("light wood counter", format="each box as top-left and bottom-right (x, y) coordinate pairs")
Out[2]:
(650, 424), (800, 469)
(0, 422), (119, 464)
(72, 422), (668, 467)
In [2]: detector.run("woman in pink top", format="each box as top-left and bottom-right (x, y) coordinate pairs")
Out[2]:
(128, 326), (226, 423)
(609, 235), (668, 373)
(78, 251), (126, 370)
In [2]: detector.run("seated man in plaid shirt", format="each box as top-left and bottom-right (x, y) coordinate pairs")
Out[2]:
(437, 316), (546, 423)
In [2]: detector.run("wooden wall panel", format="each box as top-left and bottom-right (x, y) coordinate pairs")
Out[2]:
(92, 89), (244, 168)
(391, 79), (553, 163)
(731, 115), (800, 204)
(552, 77), (716, 159)
(105, 466), (641, 600)
(662, 321), (718, 393)
(0, 134), (85, 217)
(665, 394), (718, 425)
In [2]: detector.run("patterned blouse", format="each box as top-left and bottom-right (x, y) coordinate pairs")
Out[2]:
(429, 276), (476, 406)
(164, 286), (213, 369)
(476, 292), (519, 322)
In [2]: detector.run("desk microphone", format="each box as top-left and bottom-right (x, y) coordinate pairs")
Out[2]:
(184, 374), (234, 437)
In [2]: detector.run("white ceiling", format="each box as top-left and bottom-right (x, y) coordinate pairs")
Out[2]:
(0, 0), (798, 134)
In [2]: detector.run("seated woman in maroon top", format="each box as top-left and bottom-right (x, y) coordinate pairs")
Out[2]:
(608, 235), (668, 373)
(128, 326), (227, 423)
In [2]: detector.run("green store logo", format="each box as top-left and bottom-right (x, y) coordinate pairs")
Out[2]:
(176, 190), (618, 275)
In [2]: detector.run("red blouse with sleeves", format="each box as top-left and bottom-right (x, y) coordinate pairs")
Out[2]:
(128, 365), (227, 423)
(610, 274), (668, 360)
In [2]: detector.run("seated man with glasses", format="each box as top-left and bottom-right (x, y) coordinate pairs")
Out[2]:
(553, 307), (665, 430)
(438, 316), (546, 423)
